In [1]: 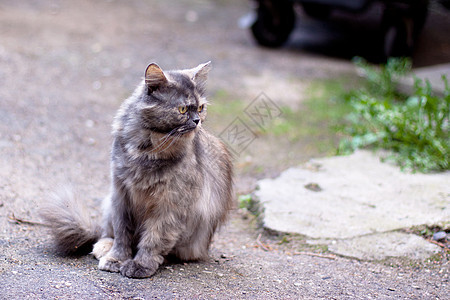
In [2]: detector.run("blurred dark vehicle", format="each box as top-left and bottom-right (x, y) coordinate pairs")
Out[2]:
(248, 0), (435, 58)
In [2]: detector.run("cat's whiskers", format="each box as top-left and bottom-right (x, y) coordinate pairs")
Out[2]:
(151, 135), (180, 155)
(150, 128), (183, 155)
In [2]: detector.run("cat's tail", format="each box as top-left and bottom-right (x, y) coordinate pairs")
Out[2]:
(40, 186), (102, 256)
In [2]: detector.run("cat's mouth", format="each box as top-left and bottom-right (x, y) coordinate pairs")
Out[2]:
(175, 119), (201, 135)
(174, 124), (199, 134)
(151, 123), (199, 137)
(176, 124), (198, 134)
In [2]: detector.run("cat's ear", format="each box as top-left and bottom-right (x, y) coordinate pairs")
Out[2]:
(145, 63), (168, 93)
(190, 61), (211, 90)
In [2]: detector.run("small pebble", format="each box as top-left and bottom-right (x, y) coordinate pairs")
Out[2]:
(91, 43), (102, 53)
(185, 10), (198, 23)
(432, 231), (447, 241)
(86, 138), (96, 145)
(92, 81), (102, 90)
(304, 182), (322, 192)
(85, 120), (95, 128)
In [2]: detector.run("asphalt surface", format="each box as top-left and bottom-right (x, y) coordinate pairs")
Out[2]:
(0, 0), (449, 298)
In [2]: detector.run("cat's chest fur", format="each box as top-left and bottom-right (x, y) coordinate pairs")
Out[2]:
(112, 133), (203, 215)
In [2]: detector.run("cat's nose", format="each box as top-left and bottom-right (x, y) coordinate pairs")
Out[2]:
(192, 117), (200, 125)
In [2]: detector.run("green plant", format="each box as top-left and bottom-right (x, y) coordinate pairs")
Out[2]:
(238, 194), (253, 209)
(353, 56), (411, 99)
(238, 193), (265, 218)
(339, 58), (449, 173)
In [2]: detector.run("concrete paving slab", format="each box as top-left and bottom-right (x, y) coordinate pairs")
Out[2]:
(255, 150), (449, 260)
(400, 63), (450, 95)
(326, 232), (441, 261)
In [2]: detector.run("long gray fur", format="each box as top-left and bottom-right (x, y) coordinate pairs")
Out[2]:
(40, 62), (234, 278)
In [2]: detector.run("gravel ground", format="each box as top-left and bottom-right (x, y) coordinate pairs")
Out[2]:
(0, 0), (448, 298)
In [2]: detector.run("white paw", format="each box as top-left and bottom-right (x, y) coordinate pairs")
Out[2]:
(92, 237), (114, 260)
(98, 256), (121, 273)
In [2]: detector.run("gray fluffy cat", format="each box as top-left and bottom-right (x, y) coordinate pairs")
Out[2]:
(41, 62), (234, 278)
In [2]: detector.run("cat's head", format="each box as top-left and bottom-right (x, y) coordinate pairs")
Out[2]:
(138, 62), (211, 137)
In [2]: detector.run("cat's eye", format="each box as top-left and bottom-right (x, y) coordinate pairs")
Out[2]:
(178, 105), (188, 114)
(198, 104), (204, 113)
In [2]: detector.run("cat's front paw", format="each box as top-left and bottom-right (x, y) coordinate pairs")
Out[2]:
(92, 238), (114, 260)
(120, 259), (157, 278)
(98, 256), (121, 273)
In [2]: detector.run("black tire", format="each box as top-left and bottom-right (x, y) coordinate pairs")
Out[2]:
(381, 0), (429, 58)
(382, 14), (411, 58)
(302, 3), (331, 19)
(439, 0), (450, 10)
(251, 0), (296, 48)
